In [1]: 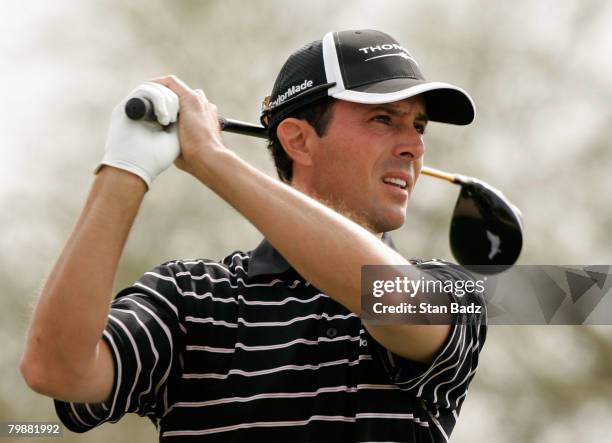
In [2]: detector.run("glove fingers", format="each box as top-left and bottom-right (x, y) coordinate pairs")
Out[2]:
(154, 82), (180, 124)
(143, 82), (172, 125)
(131, 82), (175, 126)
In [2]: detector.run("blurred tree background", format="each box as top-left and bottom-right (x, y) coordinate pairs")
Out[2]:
(1, 0), (611, 441)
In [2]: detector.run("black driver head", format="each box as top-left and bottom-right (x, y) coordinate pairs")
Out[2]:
(449, 177), (523, 274)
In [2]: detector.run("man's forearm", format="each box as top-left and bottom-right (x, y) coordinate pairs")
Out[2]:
(21, 167), (147, 388)
(190, 149), (450, 362)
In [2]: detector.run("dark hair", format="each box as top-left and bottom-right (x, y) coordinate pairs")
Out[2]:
(266, 97), (336, 183)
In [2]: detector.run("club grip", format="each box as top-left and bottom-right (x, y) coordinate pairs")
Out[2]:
(125, 97), (156, 121)
(123, 96), (268, 138)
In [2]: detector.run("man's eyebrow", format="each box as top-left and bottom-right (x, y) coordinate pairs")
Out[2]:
(368, 105), (429, 121)
(415, 112), (429, 123)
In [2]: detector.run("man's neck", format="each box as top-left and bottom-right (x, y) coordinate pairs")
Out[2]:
(290, 181), (383, 239)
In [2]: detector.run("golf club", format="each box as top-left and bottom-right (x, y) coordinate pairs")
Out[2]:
(125, 96), (523, 272)
(420, 167), (523, 274)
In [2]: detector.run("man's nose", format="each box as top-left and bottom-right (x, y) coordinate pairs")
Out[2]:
(392, 129), (424, 160)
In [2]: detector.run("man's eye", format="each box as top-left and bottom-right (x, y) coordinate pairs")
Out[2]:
(372, 115), (391, 124)
(415, 123), (427, 135)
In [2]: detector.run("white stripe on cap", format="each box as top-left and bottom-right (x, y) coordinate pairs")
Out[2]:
(322, 31), (345, 96)
(332, 81), (475, 109)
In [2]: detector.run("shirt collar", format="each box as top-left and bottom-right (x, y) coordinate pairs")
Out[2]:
(247, 232), (397, 278)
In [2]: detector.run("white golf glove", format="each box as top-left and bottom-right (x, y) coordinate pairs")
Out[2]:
(95, 82), (180, 189)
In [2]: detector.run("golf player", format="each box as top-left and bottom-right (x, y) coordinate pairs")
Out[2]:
(22, 30), (487, 442)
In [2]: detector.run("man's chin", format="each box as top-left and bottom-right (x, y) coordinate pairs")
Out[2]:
(375, 221), (404, 234)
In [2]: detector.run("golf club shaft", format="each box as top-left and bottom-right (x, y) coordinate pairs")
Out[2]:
(419, 167), (459, 184)
(125, 96), (464, 185)
(220, 117), (267, 138)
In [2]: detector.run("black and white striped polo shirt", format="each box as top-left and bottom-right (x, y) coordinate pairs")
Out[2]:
(55, 237), (487, 442)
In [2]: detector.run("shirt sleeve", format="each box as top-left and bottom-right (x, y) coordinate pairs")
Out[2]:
(366, 260), (488, 412)
(54, 262), (187, 432)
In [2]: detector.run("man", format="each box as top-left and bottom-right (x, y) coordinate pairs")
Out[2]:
(21, 30), (486, 442)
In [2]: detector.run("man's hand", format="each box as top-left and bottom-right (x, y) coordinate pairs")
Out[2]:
(96, 82), (180, 189)
(150, 75), (227, 179)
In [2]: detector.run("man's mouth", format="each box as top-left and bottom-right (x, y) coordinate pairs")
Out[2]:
(382, 177), (408, 190)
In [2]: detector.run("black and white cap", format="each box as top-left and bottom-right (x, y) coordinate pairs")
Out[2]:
(261, 29), (475, 131)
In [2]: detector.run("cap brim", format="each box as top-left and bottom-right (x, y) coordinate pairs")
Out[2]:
(332, 78), (475, 125)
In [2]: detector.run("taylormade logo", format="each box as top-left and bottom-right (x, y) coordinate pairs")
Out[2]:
(271, 79), (314, 108)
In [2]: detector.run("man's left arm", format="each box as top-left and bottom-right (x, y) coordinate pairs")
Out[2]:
(156, 75), (454, 364)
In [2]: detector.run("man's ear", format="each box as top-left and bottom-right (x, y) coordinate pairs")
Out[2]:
(276, 118), (318, 167)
